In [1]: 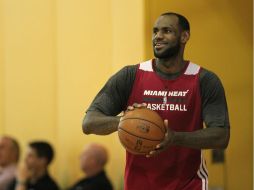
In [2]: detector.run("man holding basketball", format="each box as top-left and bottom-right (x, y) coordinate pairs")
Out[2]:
(83, 12), (230, 190)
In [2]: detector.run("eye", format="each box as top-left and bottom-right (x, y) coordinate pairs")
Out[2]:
(164, 28), (172, 33)
(153, 28), (158, 34)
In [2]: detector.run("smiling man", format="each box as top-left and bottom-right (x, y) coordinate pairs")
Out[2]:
(82, 12), (230, 190)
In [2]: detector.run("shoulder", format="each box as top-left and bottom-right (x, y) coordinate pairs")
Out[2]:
(87, 64), (139, 115)
(95, 171), (113, 189)
(106, 64), (138, 86)
(199, 67), (226, 101)
(199, 68), (223, 86)
(41, 174), (59, 190)
(122, 64), (138, 71)
(113, 64), (138, 79)
(199, 67), (226, 98)
(68, 178), (87, 190)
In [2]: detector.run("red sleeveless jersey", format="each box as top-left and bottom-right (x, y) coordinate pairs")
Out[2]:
(125, 59), (208, 190)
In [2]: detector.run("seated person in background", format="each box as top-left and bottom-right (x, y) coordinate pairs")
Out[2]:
(7, 141), (59, 190)
(0, 135), (20, 190)
(69, 143), (113, 190)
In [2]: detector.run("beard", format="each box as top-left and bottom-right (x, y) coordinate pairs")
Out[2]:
(153, 41), (181, 59)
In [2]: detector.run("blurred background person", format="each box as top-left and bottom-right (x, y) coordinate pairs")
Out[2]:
(68, 143), (113, 190)
(7, 141), (59, 190)
(0, 136), (20, 190)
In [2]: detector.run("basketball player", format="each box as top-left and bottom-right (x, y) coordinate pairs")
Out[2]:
(82, 12), (230, 190)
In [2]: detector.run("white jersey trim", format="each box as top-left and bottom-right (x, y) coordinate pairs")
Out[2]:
(139, 60), (200, 75)
(184, 62), (200, 75)
(139, 60), (153, 72)
(197, 152), (208, 190)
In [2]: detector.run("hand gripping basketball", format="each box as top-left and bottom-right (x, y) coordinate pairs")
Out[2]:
(126, 102), (148, 111)
(146, 119), (175, 157)
(118, 103), (167, 155)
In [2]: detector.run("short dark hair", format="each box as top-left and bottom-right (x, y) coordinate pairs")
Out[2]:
(29, 141), (54, 165)
(160, 12), (190, 32)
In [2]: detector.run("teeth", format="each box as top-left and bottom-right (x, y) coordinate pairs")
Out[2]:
(155, 43), (166, 47)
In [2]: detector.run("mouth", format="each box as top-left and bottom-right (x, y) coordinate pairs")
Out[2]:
(154, 42), (168, 49)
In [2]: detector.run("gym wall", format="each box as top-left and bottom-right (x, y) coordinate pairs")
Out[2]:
(0, 0), (252, 190)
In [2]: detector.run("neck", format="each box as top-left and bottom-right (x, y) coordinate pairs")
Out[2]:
(155, 48), (187, 74)
(30, 167), (47, 183)
(85, 168), (103, 178)
(155, 56), (186, 74)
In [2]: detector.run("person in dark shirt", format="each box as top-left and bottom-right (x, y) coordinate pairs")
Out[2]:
(7, 141), (59, 190)
(68, 143), (113, 190)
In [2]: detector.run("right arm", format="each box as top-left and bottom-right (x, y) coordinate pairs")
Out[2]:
(83, 111), (120, 135)
(14, 164), (32, 190)
(82, 65), (137, 136)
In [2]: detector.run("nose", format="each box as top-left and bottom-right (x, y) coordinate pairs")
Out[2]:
(154, 30), (163, 40)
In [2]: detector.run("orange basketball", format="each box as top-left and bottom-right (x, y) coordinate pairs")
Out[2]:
(118, 108), (166, 155)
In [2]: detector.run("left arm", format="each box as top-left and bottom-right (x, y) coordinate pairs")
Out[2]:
(149, 122), (229, 157)
(171, 126), (229, 149)
(149, 69), (230, 156)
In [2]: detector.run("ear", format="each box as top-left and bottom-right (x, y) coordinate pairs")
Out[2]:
(181, 31), (190, 44)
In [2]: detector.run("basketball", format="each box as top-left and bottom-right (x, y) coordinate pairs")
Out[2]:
(118, 108), (166, 155)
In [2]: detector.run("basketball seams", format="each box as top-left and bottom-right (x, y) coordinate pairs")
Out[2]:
(118, 108), (165, 155)
(120, 117), (165, 133)
(118, 135), (150, 155)
(118, 127), (164, 141)
(118, 129), (161, 154)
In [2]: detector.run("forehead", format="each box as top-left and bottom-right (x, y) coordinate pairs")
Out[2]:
(26, 147), (37, 156)
(153, 15), (179, 29)
(0, 137), (11, 147)
(82, 146), (92, 155)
